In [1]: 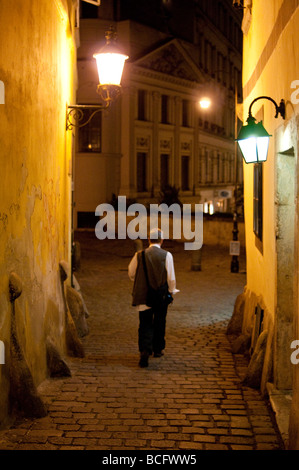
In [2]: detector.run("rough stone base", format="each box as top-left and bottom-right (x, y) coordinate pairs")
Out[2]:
(226, 291), (245, 336)
(66, 285), (89, 337)
(231, 333), (251, 355)
(242, 330), (268, 389)
(46, 339), (71, 378)
(9, 351), (48, 419)
(65, 310), (85, 358)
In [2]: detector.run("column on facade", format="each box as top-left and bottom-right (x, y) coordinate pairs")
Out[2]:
(231, 152), (236, 184)
(205, 148), (210, 185)
(200, 147), (206, 185)
(193, 101), (200, 196)
(169, 95), (176, 187)
(228, 152), (232, 183)
(174, 96), (182, 188)
(223, 152), (228, 183)
(207, 149), (212, 183)
(119, 86), (136, 197)
(152, 91), (160, 197)
(237, 152), (243, 185)
(212, 149), (218, 183)
(220, 151), (224, 183)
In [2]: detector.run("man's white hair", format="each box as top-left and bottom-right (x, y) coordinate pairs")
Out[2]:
(149, 228), (164, 241)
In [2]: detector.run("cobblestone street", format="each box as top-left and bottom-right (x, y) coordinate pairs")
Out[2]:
(0, 232), (284, 451)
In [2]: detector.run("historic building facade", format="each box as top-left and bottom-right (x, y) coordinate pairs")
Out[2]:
(74, 0), (243, 228)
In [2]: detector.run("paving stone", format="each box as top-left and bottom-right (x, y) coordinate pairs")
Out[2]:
(0, 237), (284, 451)
(231, 429), (253, 436)
(205, 443), (229, 450)
(230, 444), (254, 450)
(178, 442), (204, 450)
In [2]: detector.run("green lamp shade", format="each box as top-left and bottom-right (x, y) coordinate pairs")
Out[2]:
(237, 119), (271, 163)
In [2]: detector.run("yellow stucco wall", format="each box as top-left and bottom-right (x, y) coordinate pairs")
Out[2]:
(0, 0), (77, 425)
(243, 0), (299, 316)
(242, 0), (299, 448)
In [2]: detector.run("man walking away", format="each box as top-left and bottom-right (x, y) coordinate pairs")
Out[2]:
(128, 228), (179, 368)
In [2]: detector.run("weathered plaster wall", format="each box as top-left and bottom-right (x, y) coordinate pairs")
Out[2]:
(0, 0), (77, 426)
(241, 0), (299, 448)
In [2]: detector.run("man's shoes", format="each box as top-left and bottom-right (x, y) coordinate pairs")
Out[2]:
(153, 351), (164, 358)
(139, 351), (149, 368)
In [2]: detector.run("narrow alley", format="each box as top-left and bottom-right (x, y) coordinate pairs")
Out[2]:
(0, 232), (284, 451)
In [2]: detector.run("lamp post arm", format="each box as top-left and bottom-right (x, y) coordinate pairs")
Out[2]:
(66, 103), (109, 130)
(248, 96), (286, 120)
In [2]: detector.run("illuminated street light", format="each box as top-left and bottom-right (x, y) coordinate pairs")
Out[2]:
(66, 27), (128, 130)
(93, 28), (129, 103)
(199, 97), (211, 109)
(237, 117), (271, 163)
(236, 96), (285, 163)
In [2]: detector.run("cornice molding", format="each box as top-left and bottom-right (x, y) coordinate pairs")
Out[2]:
(130, 65), (203, 91)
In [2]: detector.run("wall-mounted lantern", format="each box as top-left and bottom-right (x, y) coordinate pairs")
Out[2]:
(66, 27), (128, 130)
(236, 96), (285, 163)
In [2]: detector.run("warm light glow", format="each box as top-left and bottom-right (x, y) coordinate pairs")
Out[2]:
(199, 97), (211, 109)
(203, 201), (214, 214)
(256, 136), (270, 162)
(236, 118), (271, 163)
(93, 52), (128, 86)
(238, 138), (257, 164)
(238, 136), (269, 163)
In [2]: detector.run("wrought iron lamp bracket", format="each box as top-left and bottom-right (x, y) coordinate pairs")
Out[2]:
(247, 96), (286, 122)
(66, 104), (108, 130)
(66, 84), (121, 130)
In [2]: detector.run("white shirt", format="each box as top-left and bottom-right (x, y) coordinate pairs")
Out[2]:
(128, 243), (180, 311)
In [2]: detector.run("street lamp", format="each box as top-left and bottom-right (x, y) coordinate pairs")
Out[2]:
(199, 97), (211, 109)
(66, 27), (128, 130)
(236, 96), (285, 163)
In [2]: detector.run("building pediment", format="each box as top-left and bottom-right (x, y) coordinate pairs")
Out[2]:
(133, 39), (205, 84)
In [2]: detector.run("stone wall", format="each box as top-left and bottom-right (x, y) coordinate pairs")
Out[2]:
(0, 0), (77, 426)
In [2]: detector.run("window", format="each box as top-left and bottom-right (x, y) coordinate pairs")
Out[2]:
(205, 150), (212, 183)
(181, 156), (190, 191)
(253, 163), (263, 241)
(182, 99), (189, 127)
(78, 109), (101, 152)
(198, 149), (203, 183)
(161, 94), (169, 124)
(160, 154), (169, 189)
(80, 1), (99, 18)
(137, 152), (147, 192)
(222, 57), (227, 86)
(217, 153), (221, 182)
(204, 41), (212, 73)
(137, 89), (147, 121)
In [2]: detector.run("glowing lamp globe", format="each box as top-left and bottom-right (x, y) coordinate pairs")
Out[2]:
(199, 97), (211, 109)
(93, 30), (128, 87)
(93, 50), (128, 86)
(236, 116), (271, 164)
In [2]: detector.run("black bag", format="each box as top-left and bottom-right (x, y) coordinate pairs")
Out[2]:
(142, 251), (173, 308)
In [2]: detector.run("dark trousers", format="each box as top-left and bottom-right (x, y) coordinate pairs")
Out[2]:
(138, 305), (168, 354)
